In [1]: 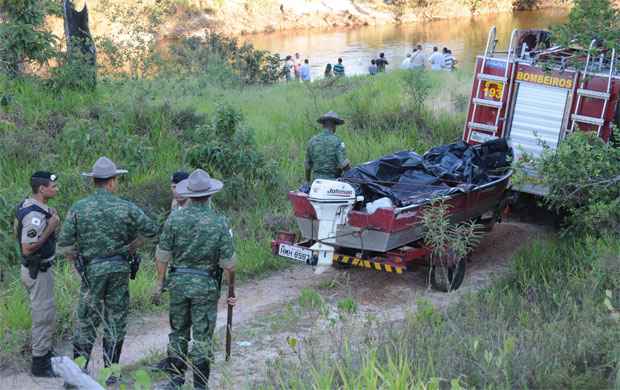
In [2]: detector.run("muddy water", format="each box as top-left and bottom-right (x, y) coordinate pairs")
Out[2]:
(245, 9), (568, 78)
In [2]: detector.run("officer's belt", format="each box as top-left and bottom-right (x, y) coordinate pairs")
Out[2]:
(88, 255), (127, 266)
(21, 257), (55, 272)
(170, 266), (212, 278)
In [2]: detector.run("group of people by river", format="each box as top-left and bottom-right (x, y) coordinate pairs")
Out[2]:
(400, 45), (457, 72)
(282, 52), (311, 82)
(281, 43), (457, 82)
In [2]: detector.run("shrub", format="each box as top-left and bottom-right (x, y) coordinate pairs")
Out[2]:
(167, 32), (282, 85)
(534, 132), (620, 234)
(185, 104), (281, 209)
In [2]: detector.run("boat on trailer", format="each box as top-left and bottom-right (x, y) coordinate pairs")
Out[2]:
(273, 139), (513, 291)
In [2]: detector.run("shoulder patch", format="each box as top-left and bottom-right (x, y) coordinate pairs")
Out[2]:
(31, 217), (42, 227)
(27, 229), (37, 238)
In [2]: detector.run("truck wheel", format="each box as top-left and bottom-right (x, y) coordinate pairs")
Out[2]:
(429, 258), (466, 292)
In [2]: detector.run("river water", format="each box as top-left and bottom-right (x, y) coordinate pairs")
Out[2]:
(245, 9), (568, 79)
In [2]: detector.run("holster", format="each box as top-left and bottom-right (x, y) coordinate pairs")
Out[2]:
(129, 254), (141, 280)
(22, 255), (43, 280)
(75, 255), (88, 286)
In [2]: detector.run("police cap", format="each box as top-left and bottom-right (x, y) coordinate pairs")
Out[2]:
(171, 171), (190, 184)
(31, 171), (58, 182)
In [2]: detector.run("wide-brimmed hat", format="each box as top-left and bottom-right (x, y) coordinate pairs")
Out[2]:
(175, 169), (223, 198)
(81, 157), (128, 179)
(317, 111), (344, 125)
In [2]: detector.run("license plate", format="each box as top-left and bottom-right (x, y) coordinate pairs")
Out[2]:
(278, 243), (313, 263)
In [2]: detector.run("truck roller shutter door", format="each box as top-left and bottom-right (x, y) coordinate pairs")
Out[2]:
(508, 82), (569, 160)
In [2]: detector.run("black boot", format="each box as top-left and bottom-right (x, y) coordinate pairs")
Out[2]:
(193, 361), (210, 390)
(73, 343), (93, 370)
(31, 354), (57, 377)
(103, 339), (124, 385)
(163, 357), (186, 389)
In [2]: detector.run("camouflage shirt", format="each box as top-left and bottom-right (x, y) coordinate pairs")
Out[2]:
(157, 202), (235, 274)
(57, 188), (158, 276)
(305, 129), (350, 180)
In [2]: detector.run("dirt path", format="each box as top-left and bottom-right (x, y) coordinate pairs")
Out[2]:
(1, 222), (545, 389)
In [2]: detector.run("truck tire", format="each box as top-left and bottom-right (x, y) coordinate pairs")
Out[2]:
(429, 258), (466, 292)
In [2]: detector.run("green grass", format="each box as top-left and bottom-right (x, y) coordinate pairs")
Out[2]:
(261, 236), (620, 389)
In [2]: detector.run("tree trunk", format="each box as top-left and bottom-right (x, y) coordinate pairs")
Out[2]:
(63, 0), (97, 88)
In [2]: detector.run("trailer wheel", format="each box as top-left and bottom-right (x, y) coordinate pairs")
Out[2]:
(429, 258), (466, 292)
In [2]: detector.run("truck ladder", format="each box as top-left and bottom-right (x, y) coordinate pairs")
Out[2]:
(467, 28), (516, 142)
(570, 39), (616, 137)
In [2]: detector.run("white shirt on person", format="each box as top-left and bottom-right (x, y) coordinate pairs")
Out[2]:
(410, 51), (425, 68)
(429, 51), (444, 71)
(400, 57), (412, 69)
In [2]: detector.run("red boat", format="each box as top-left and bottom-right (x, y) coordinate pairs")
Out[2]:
(273, 140), (513, 291)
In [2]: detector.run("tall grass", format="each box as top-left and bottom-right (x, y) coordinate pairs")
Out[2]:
(0, 69), (469, 362)
(261, 236), (620, 389)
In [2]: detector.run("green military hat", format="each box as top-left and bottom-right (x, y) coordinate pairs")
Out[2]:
(81, 156), (128, 179)
(175, 169), (223, 197)
(317, 111), (345, 126)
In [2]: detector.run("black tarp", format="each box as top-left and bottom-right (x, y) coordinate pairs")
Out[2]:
(341, 139), (512, 207)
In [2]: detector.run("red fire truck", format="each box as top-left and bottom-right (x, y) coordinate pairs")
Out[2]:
(463, 27), (619, 195)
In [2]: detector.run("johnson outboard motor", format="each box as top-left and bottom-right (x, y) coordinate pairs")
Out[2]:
(308, 179), (362, 274)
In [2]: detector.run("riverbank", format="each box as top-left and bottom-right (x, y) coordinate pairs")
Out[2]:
(42, 0), (571, 47)
(179, 0), (570, 37)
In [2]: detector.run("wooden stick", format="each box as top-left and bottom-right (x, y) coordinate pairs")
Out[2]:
(225, 270), (235, 361)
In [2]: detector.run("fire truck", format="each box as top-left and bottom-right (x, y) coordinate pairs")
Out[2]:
(463, 27), (620, 195)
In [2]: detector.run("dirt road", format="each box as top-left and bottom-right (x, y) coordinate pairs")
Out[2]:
(1, 222), (545, 389)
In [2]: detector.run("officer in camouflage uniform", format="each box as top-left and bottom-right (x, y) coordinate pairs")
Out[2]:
(153, 169), (236, 390)
(15, 171), (60, 377)
(57, 157), (158, 382)
(305, 111), (351, 182)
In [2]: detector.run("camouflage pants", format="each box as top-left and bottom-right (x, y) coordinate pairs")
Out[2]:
(166, 274), (219, 366)
(73, 270), (129, 354)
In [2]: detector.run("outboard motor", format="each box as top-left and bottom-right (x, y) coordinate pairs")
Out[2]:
(308, 179), (361, 274)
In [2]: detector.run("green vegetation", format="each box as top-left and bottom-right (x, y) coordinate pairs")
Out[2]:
(552, 0), (620, 51)
(0, 63), (468, 363)
(533, 132), (620, 234)
(263, 236), (620, 389)
(0, 0), (59, 76)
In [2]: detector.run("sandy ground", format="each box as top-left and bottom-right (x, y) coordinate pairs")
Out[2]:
(1, 221), (546, 389)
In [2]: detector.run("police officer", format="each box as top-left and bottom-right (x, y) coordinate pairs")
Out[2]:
(153, 169), (236, 390)
(170, 171), (190, 211)
(57, 157), (158, 383)
(305, 111), (351, 183)
(16, 171), (60, 377)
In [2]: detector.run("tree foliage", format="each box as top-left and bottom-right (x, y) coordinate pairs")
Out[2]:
(0, 0), (60, 76)
(536, 131), (620, 234)
(551, 0), (620, 51)
(168, 32), (283, 85)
